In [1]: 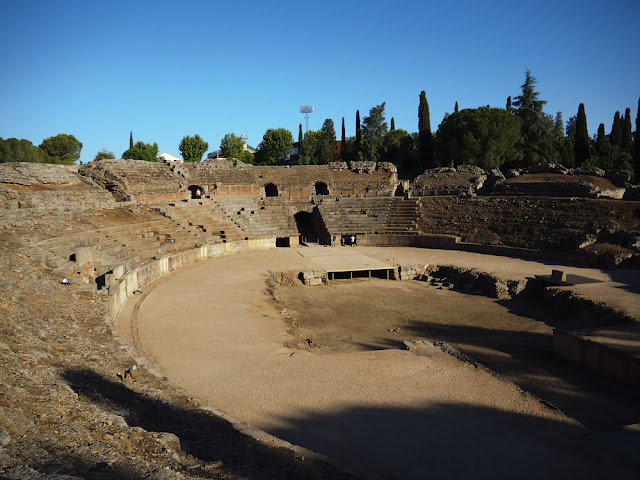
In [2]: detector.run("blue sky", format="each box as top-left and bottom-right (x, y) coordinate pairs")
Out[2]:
(1, 0), (638, 163)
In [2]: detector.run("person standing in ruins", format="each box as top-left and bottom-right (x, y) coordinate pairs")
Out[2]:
(350, 235), (356, 247)
(332, 235), (337, 247)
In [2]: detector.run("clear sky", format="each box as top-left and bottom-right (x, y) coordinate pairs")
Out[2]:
(1, 0), (638, 163)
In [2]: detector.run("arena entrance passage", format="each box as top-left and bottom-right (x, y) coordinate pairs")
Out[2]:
(294, 209), (329, 244)
(264, 183), (279, 197)
(188, 185), (204, 199)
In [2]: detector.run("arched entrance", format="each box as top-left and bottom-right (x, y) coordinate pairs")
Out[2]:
(264, 183), (279, 197)
(394, 184), (405, 197)
(315, 182), (329, 195)
(189, 185), (204, 199)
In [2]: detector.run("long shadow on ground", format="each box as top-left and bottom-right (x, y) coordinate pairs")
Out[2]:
(402, 294), (640, 429)
(61, 368), (359, 480)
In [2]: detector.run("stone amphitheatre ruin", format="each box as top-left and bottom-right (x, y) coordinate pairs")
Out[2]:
(1, 158), (640, 479)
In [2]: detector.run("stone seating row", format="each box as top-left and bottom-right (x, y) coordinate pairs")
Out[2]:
(158, 202), (246, 243)
(24, 216), (204, 279)
(210, 196), (298, 238)
(319, 197), (420, 235)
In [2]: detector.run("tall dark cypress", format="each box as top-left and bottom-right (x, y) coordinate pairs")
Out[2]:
(390, 117), (395, 132)
(355, 110), (362, 158)
(506, 96), (511, 111)
(418, 90), (433, 167)
(340, 117), (346, 161)
(298, 124), (303, 159)
(634, 98), (640, 183)
(595, 123), (606, 156)
(611, 111), (622, 147)
(622, 107), (633, 153)
(574, 103), (590, 166)
(129, 131), (134, 149)
(454, 101), (459, 113)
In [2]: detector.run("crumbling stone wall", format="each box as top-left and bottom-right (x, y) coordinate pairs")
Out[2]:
(0, 162), (115, 209)
(79, 160), (398, 201)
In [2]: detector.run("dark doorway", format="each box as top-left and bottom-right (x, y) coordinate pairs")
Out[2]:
(265, 183), (278, 197)
(276, 237), (290, 247)
(315, 182), (329, 195)
(394, 184), (405, 197)
(188, 185), (204, 199)
(294, 208), (330, 245)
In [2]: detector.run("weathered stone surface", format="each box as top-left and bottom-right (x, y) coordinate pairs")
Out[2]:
(349, 161), (376, 174)
(605, 169), (631, 187)
(526, 163), (569, 175)
(455, 165), (485, 176)
(572, 166), (605, 177)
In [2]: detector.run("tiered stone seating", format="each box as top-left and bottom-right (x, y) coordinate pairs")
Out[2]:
(318, 197), (420, 235)
(158, 201), (246, 243)
(23, 218), (203, 279)
(210, 196), (299, 238)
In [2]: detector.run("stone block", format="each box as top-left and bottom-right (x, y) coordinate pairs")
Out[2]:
(551, 270), (566, 282)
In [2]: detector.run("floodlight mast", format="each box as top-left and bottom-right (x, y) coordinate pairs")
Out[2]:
(300, 105), (314, 133)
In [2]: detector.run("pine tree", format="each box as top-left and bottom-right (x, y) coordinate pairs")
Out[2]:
(512, 69), (556, 165)
(455, 101), (459, 113)
(622, 107), (633, 153)
(418, 90), (433, 167)
(610, 111), (622, 147)
(355, 110), (362, 158)
(574, 103), (590, 166)
(390, 117), (395, 132)
(129, 131), (134, 149)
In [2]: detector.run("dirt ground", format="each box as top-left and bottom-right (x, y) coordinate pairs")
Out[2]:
(120, 246), (640, 480)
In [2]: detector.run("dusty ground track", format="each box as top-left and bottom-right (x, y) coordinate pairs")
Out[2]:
(117, 246), (640, 479)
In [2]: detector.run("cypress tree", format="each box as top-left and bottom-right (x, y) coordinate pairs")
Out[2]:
(390, 117), (395, 132)
(129, 131), (134, 149)
(622, 107), (633, 153)
(298, 124), (303, 159)
(611, 111), (622, 147)
(355, 110), (362, 157)
(595, 123), (606, 156)
(341, 117), (346, 161)
(574, 103), (590, 166)
(418, 90), (433, 167)
(634, 98), (640, 183)
(506, 96), (511, 111)
(454, 101), (459, 113)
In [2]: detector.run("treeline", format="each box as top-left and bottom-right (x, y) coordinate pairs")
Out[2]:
(0, 134), (82, 165)
(268, 70), (639, 182)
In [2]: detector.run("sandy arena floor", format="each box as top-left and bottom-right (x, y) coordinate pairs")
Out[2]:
(117, 246), (640, 479)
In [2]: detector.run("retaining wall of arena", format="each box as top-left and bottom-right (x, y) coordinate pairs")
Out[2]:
(553, 330), (640, 387)
(358, 233), (586, 265)
(108, 237), (277, 317)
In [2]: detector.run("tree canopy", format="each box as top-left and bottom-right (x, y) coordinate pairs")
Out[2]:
(122, 141), (159, 162)
(179, 134), (208, 162)
(318, 119), (337, 164)
(574, 103), (590, 166)
(0, 138), (48, 163)
(39, 134), (82, 164)
(255, 128), (293, 164)
(362, 102), (388, 162)
(511, 70), (558, 166)
(220, 133), (245, 159)
(436, 107), (521, 169)
(94, 149), (115, 161)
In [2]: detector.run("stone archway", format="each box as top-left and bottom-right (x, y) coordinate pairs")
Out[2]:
(394, 184), (405, 197)
(265, 183), (279, 197)
(188, 185), (204, 199)
(315, 182), (329, 196)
